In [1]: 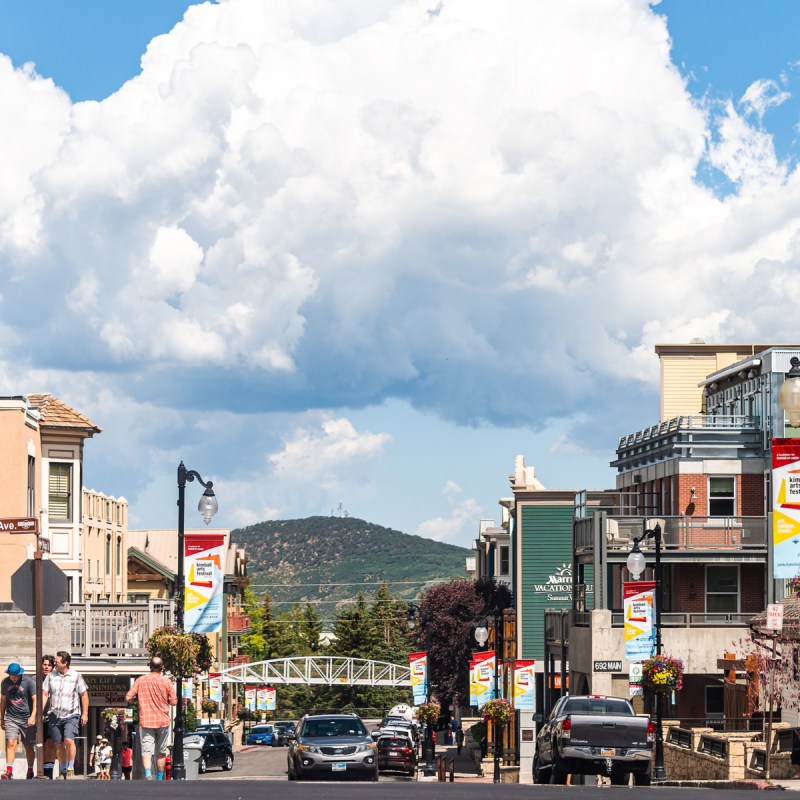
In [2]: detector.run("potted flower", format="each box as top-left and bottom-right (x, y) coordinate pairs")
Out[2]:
(415, 700), (441, 726)
(146, 626), (214, 677)
(101, 707), (126, 726)
(641, 655), (684, 693)
(201, 699), (218, 719)
(480, 698), (513, 726)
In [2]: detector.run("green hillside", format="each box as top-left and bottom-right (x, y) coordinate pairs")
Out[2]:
(230, 516), (470, 609)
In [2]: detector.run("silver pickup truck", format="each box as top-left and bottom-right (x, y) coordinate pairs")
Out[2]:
(533, 694), (654, 785)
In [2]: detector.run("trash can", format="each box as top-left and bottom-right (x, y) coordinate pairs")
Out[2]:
(182, 744), (203, 780)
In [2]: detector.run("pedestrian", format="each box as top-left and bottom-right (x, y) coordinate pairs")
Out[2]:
(41, 650), (89, 779)
(98, 738), (112, 779)
(89, 734), (103, 777)
(0, 662), (36, 779)
(125, 656), (177, 780)
(40, 655), (56, 779)
(449, 716), (459, 745)
(456, 726), (464, 755)
(120, 741), (133, 780)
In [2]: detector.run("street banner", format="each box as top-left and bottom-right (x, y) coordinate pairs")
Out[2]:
(245, 686), (256, 712)
(772, 439), (800, 578)
(409, 652), (428, 705)
(209, 672), (222, 703)
(256, 685), (269, 711)
(473, 651), (496, 703)
(182, 677), (192, 700)
(469, 658), (477, 706)
(266, 686), (276, 711)
(624, 581), (656, 661)
(514, 660), (536, 709)
(184, 532), (226, 633)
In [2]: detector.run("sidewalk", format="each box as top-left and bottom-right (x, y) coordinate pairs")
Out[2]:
(418, 742), (491, 783)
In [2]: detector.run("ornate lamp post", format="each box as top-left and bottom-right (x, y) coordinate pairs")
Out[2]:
(407, 604), (436, 777)
(171, 462), (218, 780)
(474, 611), (502, 784)
(627, 522), (666, 782)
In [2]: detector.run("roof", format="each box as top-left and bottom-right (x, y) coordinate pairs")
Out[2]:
(27, 393), (101, 433)
(749, 596), (800, 638)
(127, 529), (230, 576)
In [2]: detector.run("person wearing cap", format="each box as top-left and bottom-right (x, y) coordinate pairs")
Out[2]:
(97, 738), (112, 779)
(0, 663), (36, 779)
(41, 651), (88, 779)
(89, 735), (103, 778)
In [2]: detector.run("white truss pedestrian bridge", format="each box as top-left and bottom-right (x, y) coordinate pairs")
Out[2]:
(217, 657), (412, 687)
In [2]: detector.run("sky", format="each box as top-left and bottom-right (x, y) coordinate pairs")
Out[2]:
(2, 0), (800, 548)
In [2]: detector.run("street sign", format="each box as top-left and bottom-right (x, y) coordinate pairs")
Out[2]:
(38, 537), (50, 554)
(10, 559), (67, 616)
(593, 660), (623, 672)
(766, 604), (784, 631)
(0, 517), (38, 533)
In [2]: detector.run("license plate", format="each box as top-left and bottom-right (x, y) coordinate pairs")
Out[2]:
(389, 751), (399, 756)
(601, 748), (615, 757)
(332, 763), (347, 772)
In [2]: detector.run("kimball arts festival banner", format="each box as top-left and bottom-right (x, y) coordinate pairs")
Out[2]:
(624, 581), (656, 661)
(184, 532), (226, 633)
(513, 660), (536, 710)
(245, 686), (256, 712)
(209, 672), (222, 703)
(409, 652), (428, 705)
(772, 438), (800, 578)
(472, 651), (496, 704)
(469, 658), (477, 706)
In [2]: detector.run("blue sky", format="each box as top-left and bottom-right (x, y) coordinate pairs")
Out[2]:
(1, 1), (800, 547)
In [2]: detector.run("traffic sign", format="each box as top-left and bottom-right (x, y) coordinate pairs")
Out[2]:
(766, 604), (784, 632)
(0, 517), (38, 533)
(10, 559), (67, 616)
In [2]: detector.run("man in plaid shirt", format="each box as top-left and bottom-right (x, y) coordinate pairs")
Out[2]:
(125, 657), (177, 780)
(41, 651), (88, 779)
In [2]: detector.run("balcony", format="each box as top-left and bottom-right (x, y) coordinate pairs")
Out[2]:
(227, 613), (251, 632)
(576, 515), (768, 556)
(70, 600), (173, 657)
(612, 415), (763, 472)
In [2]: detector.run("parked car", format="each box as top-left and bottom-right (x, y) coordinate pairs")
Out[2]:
(534, 694), (654, 786)
(273, 721), (296, 746)
(376, 735), (416, 776)
(246, 724), (275, 746)
(183, 730), (235, 774)
(195, 722), (226, 733)
(287, 714), (378, 781)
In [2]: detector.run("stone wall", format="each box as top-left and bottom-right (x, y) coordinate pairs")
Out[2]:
(0, 610), (71, 666)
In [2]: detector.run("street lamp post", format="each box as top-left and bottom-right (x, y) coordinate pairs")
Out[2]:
(407, 604), (436, 777)
(474, 609), (502, 785)
(171, 461), (218, 781)
(627, 523), (666, 782)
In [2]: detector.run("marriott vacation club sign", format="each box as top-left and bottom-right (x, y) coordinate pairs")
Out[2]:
(532, 564), (592, 603)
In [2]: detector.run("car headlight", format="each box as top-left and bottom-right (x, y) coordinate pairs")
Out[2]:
(355, 742), (377, 753)
(298, 743), (320, 753)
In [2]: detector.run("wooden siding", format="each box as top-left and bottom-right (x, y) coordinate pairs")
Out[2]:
(519, 505), (574, 660)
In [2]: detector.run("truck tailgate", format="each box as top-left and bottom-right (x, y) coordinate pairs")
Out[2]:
(568, 716), (650, 749)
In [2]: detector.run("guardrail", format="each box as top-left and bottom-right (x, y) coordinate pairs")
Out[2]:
(608, 612), (752, 629)
(699, 735), (728, 759)
(69, 600), (172, 657)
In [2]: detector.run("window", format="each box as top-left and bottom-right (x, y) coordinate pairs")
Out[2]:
(27, 456), (35, 517)
(498, 545), (510, 576)
(706, 565), (739, 613)
(709, 477), (735, 516)
(116, 537), (121, 576)
(105, 536), (111, 576)
(48, 463), (72, 521)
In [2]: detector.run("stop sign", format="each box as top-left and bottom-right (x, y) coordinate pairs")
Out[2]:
(11, 559), (68, 616)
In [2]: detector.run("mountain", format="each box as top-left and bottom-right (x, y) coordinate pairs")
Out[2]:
(230, 516), (471, 609)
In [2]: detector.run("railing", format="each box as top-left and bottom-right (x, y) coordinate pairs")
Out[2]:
(676, 718), (762, 733)
(609, 612), (752, 628)
(668, 727), (693, 748)
(605, 516), (767, 552)
(70, 600), (173, 657)
(699, 735), (728, 759)
(544, 609), (569, 644)
(617, 415), (759, 449)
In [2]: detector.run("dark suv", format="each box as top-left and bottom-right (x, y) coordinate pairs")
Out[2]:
(183, 730), (234, 773)
(287, 714), (378, 781)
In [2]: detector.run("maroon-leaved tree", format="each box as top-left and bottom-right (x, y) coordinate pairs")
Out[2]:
(416, 579), (486, 711)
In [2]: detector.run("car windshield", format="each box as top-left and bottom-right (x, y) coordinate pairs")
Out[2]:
(302, 719), (368, 738)
(184, 733), (209, 745)
(378, 737), (409, 748)
(563, 698), (633, 716)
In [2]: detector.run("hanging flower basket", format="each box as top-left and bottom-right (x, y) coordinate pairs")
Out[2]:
(789, 575), (800, 597)
(416, 700), (441, 726)
(480, 698), (513, 726)
(641, 655), (684, 693)
(146, 626), (214, 677)
(201, 699), (218, 716)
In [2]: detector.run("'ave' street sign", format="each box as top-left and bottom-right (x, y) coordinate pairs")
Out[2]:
(0, 517), (38, 533)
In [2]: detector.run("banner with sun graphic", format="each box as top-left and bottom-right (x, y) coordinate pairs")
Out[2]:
(772, 439), (800, 578)
(185, 532), (226, 633)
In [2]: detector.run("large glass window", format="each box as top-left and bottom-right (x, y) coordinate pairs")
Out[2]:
(706, 565), (739, 613)
(48, 463), (72, 521)
(709, 477), (735, 516)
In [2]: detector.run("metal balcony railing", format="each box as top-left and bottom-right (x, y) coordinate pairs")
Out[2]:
(69, 600), (173, 657)
(608, 611), (752, 628)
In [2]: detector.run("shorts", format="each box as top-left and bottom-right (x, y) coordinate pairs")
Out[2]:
(47, 715), (80, 744)
(4, 717), (35, 745)
(139, 726), (170, 756)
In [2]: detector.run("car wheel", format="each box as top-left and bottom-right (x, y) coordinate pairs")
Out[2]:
(532, 753), (548, 784)
(222, 754), (233, 771)
(198, 757), (207, 775)
(610, 768), (630, 786)
(550, 753), (568, 785)
(370, 768), (379, 782)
